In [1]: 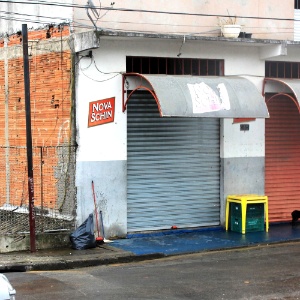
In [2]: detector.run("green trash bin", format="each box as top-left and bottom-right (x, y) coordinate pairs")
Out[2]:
(230, 203), (265, 233)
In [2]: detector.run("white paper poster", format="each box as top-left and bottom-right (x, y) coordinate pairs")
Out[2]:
(187, 82), (230, 114)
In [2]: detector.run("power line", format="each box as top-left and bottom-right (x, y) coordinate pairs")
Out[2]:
(0, 1), (298, 37)
(0, 1), (298, 23)
(0, 9), (68, 21)
(0, 0), (86, 8)
(0, 12), (70, 25)
(0, 16), (296, 35)
(0, 11), (251, 30)
(0, 2), (98, 29)
(99, 6), (298, 23)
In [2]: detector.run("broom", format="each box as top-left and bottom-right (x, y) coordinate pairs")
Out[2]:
(92, 181), (104, 244)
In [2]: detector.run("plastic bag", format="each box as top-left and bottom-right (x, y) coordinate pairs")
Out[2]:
(70, 213), (96, 250)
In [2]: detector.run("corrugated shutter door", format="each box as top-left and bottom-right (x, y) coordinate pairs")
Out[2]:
(265, 94), (300, 222)
(127, 93), (220, 232)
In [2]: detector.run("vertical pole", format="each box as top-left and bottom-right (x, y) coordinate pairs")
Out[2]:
(22, 24), (36, 252)
(4, 36), (10, 205)
(40, 147), (44, 232)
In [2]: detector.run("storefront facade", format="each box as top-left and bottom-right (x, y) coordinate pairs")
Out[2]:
(74, 34), (273, 237)
(0, 0), (300, 249)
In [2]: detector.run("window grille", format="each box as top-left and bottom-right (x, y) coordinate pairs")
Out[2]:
(265, 61), (300, 79)
(126, 56), (224, 76)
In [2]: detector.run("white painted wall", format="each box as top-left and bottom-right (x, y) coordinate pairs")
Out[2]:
(75, 43), (128, 236)
(222, 119), (265, 159)
(221, 76), (266, 160)
(76, 51), (126, 162)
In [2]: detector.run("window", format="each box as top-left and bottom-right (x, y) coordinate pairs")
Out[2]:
(126, 56), (224, 76)
(265, 61), (300, 79)
(296, 0), (300, 9)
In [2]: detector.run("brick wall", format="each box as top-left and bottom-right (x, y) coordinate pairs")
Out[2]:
(0, 26), (75, 215)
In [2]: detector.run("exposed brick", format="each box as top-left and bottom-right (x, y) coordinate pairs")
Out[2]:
(0, 32), (73, 210)
(0, 26), (70, 47)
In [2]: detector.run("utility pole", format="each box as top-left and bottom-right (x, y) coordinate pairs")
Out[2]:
(22, 24), (36, 253)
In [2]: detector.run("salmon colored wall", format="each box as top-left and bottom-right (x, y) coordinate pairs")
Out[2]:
(74, 0), (294, 40)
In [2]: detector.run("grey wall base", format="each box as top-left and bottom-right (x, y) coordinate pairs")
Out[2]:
(0, 232), (71, 253)
(76, 160), (127, 238)
(220, 156), (265, 225)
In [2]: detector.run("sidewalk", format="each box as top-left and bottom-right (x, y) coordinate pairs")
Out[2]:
(1, 223), (300, 272)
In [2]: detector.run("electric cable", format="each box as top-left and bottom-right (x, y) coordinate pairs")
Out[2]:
(0, 1), (299, 23)
(79, 61), (121, 82)
(93, 58), (121, 74)
(0, 3), (297, 36)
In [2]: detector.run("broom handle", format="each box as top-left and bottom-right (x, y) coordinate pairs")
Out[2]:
(92, 181), (101, 237)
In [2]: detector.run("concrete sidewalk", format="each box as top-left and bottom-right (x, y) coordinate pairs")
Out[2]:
(0, 244), (146, 272)
(1, 223), (300, 272)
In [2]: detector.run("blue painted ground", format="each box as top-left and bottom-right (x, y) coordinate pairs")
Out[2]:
(112, 223), (300, 256)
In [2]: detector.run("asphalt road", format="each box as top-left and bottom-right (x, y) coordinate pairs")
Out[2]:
(5, 242), (300, 300)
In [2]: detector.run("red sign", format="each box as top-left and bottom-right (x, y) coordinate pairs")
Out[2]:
(88, 97), (115, 127)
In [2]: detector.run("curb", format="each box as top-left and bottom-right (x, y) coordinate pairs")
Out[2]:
(0, 253), (166, 272)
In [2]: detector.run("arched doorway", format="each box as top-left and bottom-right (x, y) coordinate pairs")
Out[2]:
(265, 94), (300, 222)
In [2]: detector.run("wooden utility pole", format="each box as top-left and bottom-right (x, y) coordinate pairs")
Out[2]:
(22, 24), (36, 252)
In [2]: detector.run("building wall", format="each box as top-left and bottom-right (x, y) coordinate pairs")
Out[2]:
(0, 0), (296, 242)
(220, 74), (266, 222)
(75, 37), (267, 236)
(220, 119), (265, 222)
(75, 40), (127, 236)
(0, 27), (76, 234)
(0, 1), (73, 37)
(0, 0), (294, 41)
(74, 0), (294, 40)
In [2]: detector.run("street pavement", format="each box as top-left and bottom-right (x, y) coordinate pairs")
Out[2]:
(6, 241), (300, 300)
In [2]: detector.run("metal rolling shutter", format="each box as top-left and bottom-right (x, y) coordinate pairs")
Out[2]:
(127, 93), (220, 232)
(265, 94), (300, 222)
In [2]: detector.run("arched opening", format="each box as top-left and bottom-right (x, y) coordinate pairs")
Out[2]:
(265, 93), (300, 222)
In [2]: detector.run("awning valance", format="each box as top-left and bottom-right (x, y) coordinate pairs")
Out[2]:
(123, 73), (269, 118)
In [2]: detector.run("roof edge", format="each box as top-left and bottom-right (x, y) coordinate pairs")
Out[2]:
(72, 29), (300, 53)
(97, 29), (300, 46)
